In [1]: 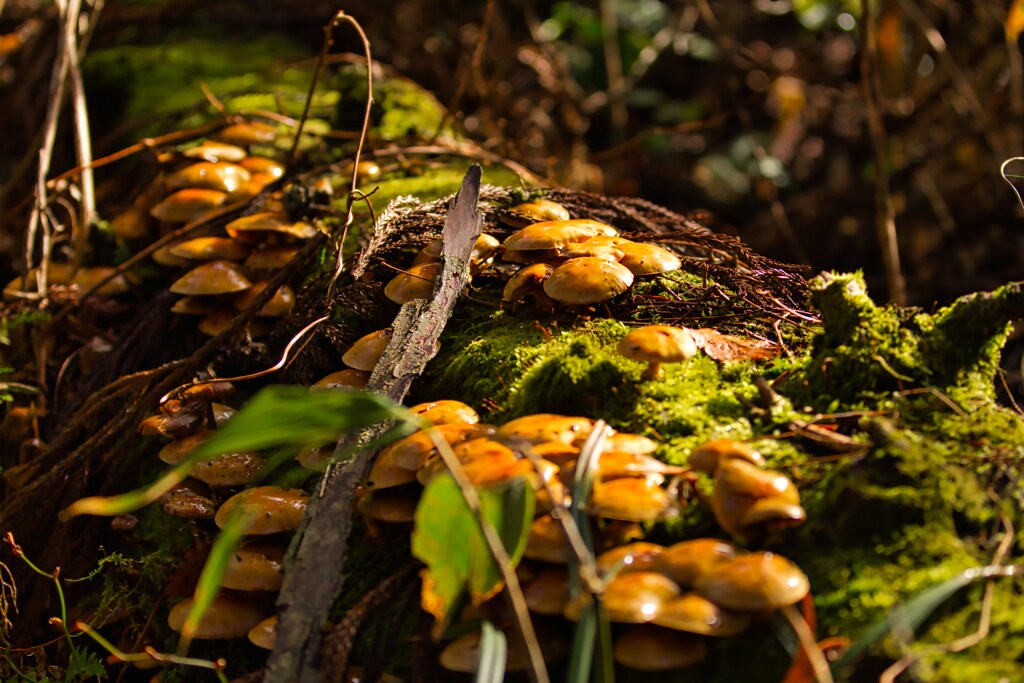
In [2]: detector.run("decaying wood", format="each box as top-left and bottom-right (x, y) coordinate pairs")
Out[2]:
(266, 165), (483, 683)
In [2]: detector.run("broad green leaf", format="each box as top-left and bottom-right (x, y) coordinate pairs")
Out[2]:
(476, 620), (508, 683)
(178, 504), (252, 654)
(412, 474), (535, 633)
(62, 385), (413, 519)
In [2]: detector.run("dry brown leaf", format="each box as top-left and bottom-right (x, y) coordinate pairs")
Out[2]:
(688, 328), (779, 362)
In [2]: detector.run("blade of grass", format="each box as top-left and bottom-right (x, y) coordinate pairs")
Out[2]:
(476, 619), (508, 683)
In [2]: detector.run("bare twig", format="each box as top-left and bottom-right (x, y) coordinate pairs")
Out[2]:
(860, 0), (907, 305)
(781, 604), (834, 683)
(62, 0), (98, 268)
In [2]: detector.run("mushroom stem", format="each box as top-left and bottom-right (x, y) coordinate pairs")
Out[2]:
(642, 362), (663, 381)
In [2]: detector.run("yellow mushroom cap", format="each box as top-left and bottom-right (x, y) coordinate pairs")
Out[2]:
(543, 257), (634, 304)
(70, 267), (135, 295)
(356, 487), (419, 522)
(712, 460), (802, 538)
(232, 282), (296, 317)
(613, 625), (707, 671)
(182, 140), (248, 163)
(110, 206), (151, 240)
(695, 551), (810, 611)
(384, 262), (440, 304)
(170, 260), (252, 295)
(342, 329), (393, 371)
(605, 432), (659, 454)
(497, 414), (593, 445)
(167, 161), (251, 193)
(502, 221), (601, 252)
(524, 567), (570, 615)
(247, 615), (278, 650)
(502, 263), (554, 302)
(652, 538), (738, 586)
(587, 477), (672, 522)
(169, 237), (250, 261)
(652, 593), (753, 636)
(409, 399), (480, 425)
(381, 422), (496, 471)
(220, 540), (286, 591)
(214, 121), (277, 146)
(595, 542), (665, 576)
(508, 198), (571, 223)
(245, 245), (300, 271)
(616, 242), (682, 276)
(225, 212), (318, 240)
(167, 594), (266, 639)
(565, 571), (681, 623)
(159, 482), (216, 519)
(524, 514), (570, 563)
(215, 486), (309, 534)
(240, 156), (285, 178)
(309, 369), (371, 392)
(688, 438), (765, 474)
(618, 324), (697, 364)
(149, 188), (227, 223)
(366, 448), (419, 489)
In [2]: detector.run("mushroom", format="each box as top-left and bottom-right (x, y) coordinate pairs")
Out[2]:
(170, 260), (252, 296)
(587, 477), (672, 522)
(383, 262), (440, 304)
(168, 237), (250, 261)
(356, 486), (420, 523)
(247, 615), (278, 650)
(245, 245), (301, 271)
(159, 482), (217, 519)
(523, 567), (571, 615)
(149, 188), (228, 223)
(167, 594), (266, 639)
(565, 571), (681, 623)
(166, 161), (251, 193)
(688, 438), (766, 474)
(214, 121), (277, 146)
(613, 624), (707, 671)
(309, 369), (371, 392)
(652, 538), (738, 586)
(694, 551), (810, 611)
(617, 324), (698, 380)
(712, 458), (804, 538)
(605, 432), (659, 454)
(232, 282), (296, 317)
(507, 198), (571, 224)
(380, 422), (495, 471)
(502, 220), (606, 254)
(502, 263), (556, 308)
(239, 156), (285, 178)
(109, 206), (151, 240)
(220, 540), (286, 591)
(496, 414), (593, 445)
(366, 448), (419, 489)
(225, 212), (318, 241)
(595, 541), (665, 576)
(183, 140), (248, 163)
(652, 592), (752, 636)
(214, 486), (309, 534)
(523, 514), (570, 563)
(543, 257), (634, 304)
(408, 399), (480, 425)
(342, 329), (393, 371)
(616, 242), (682, 276)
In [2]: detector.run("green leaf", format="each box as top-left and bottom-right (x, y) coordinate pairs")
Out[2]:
(62, 385), (413, 519)
(412, 474), (535, 632)
(475, 620), (507, 683)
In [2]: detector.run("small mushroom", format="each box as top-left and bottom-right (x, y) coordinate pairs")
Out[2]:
(232, 282), (296, 317)
(502, 263), (555, 307)
(110, 206), (151, 240)
(247, 615), (278, 650)
(409, 399), (480, 425)
(366, 448), (419, 489)
(245, 245), (300, 271)
(309, 369), (371, 392)
(508, 198), (571, 223)
(150, 188), (228, 223)
(605, 432), (659, 454)
(167, 594), (266, 639)
(356, 486), (420, 523)
(652, 538), (738, 586)
(543, 257), (634, 305)
(617, 324), (698, 380)
(652, 593), (752, 636)
(215, 486), (309, 535)
(616, 242), (682, 276)
(496, 414), (593, 445)
(695, 551), (810, 611)
(523, 514), (570, 563)
(688, 438), (765, 474)
(342, 329), (393, 371)
(170, 260), (252, 295)
(524, 567), (571, 615)
(613, 625), (707, 671)
(587, 477), (672, 522)
(565, 571), (681, 623)
(225, 212), (318, 241)
(214, 121), (277, 146)
(183, 140), (248, 163)
(380, 422), (496, 471)
(595, 541), (665, 576)
(502, 220), (606, 253)
(169, 237), (250, 261)
(239, 156), (285, 178)
(166, 161), (251, 193)
(220, 540), (286, 591)
(384, 262), (440, 304)
(159, 483), (217, 519)
(713, 459), (802, 538)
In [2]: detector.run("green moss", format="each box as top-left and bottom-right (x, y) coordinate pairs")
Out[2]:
(333, 64), (448, 140)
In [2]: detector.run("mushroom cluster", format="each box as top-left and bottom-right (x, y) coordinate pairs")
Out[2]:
(498, 200), (682, 308)
(690, 439), (807, 540)
(135, 380), (308, 652)
(431, 428), (812, 674)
